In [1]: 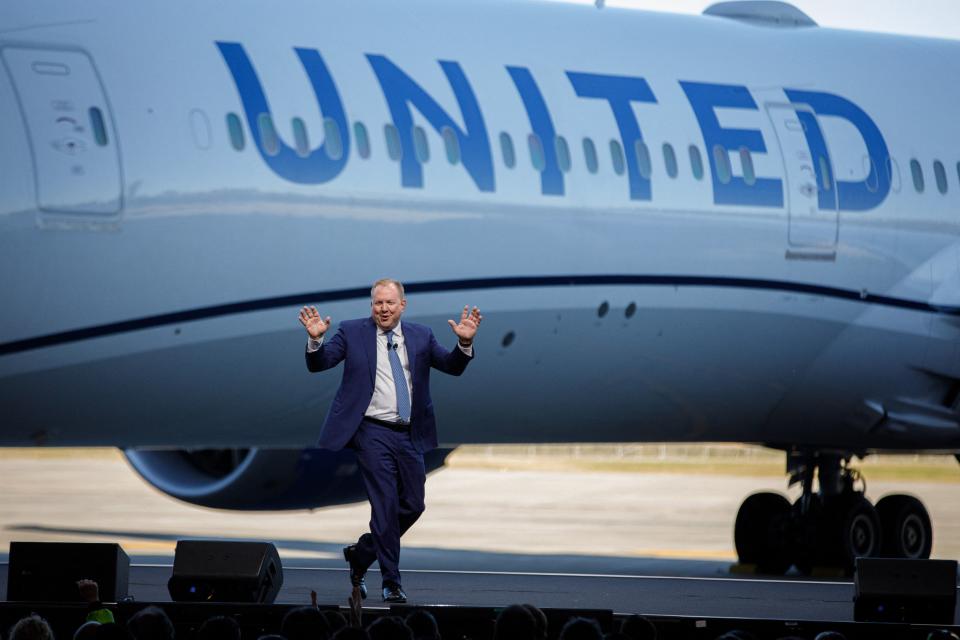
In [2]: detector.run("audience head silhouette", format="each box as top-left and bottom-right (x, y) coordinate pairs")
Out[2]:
(367, 616), (412, 640)
(281, 606), (331, 640)
(559, 617), (603, 640)
(127, 608), (174, 640)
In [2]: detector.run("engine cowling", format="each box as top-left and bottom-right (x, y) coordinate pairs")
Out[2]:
(123, 447), (453, 510)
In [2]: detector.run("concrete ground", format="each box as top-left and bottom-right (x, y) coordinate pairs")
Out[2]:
(1, 449), (957, 564)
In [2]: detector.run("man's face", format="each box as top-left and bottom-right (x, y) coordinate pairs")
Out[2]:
(371, 284), (406, 331)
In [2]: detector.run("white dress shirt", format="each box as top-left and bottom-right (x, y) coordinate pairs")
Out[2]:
(307, 321), (472, 424)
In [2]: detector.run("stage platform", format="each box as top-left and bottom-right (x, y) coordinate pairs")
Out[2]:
(3, 562), (959, 639)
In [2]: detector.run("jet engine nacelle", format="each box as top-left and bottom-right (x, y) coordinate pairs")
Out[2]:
(123, 446), (453, 510)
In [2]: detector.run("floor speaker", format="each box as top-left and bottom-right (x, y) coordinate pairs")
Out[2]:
(167, 540), (283, 603)
(6, 542), (130, 602)
(854, 557), (957, 624)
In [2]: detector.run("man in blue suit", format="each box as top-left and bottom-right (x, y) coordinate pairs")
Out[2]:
(299, 278), (481, 603)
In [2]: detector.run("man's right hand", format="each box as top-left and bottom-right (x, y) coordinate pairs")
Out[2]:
(299, 306), (331, 340)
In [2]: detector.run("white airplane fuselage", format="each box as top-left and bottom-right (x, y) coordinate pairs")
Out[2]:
(1, 0), (959, 459)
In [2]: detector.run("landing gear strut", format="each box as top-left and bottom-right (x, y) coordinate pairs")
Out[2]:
(733, 450), (933, 575)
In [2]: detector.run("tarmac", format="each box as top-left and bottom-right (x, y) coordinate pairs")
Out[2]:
(1, 450), (958, 622)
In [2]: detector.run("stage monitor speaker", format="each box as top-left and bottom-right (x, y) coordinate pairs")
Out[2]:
(167, 540), (283, 604)
(854, 557), (957, 624)
(6, 542), (130, 602)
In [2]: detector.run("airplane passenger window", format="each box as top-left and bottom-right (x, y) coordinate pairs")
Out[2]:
(634, 141), (651, 179)
(442, 126), (460, 165)
(555, 136), (571, 173)
(910, 159), (925, 193)
(500, 132), (516, 169)
(413, 125), (430, 163)
(226, 113), (245, 151)
(583, 138), (598, 174)
(354, 122), (370, 159)
(739, 147), (756, 186)
(663, 143), (678, 179)
(88, 107), (108, 146)
(688, 145), (704, 180)
(933, 160), (947, 194)
(292, 118), (310, 158)
(610, 139), (625, 176)
(324, 118), (343, 161)
(257, 113), (279, 156)
(713, 145), (731, 184)
(529, 133), (546, 172)
(385, 124), (402, 161)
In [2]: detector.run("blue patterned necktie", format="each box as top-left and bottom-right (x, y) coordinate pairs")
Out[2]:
(386, 330), (411, 423)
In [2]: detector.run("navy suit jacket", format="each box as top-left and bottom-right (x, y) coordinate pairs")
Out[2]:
(305, 317), (473, 453)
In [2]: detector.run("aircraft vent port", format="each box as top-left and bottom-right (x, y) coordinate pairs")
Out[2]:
(123, 446), (452, 511)
(703, 1), (818, 28)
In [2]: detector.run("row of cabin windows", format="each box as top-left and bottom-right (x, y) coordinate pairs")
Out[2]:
(225, 113), (958, 196)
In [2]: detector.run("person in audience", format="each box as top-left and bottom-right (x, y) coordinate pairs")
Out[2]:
(127, 607), (175, 640)
(404, 611), (439, 640)
(282, 606), (331, 640)
(713, 631), (757, 640)
(812, 633), (847, 640)
(558, 617), (602, 640)
(493, 605), (537, 640)
(619, 615), (656, 640)
(521, 605), (547, 640)
(603, 633), (631, 640)
(77, 580), (114, 625)
(333, 629), (370, 640)
(94, 625), (131, 640)
(366, 617), (412, 640)
(73, 622), (100, 640)
(256, 635), (286, 640)
(9, 615), (55, 640)
(322, 612), (348, 636)
(196, 617), (240, 640)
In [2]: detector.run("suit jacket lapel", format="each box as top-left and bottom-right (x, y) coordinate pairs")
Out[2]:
(362, 318), (377, 386)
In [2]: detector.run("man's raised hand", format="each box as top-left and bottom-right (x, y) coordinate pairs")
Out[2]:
(448, 305), (482, 346)
(299, 306), (331, 340)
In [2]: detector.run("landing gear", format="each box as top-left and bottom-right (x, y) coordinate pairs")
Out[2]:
(733, 450), (933, 575)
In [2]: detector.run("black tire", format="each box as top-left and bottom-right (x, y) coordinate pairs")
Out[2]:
(791, 495), (822, 576)
(734, 492), (793, 575)
(875, 494), (932, 559)
(817, 494), (881, 574)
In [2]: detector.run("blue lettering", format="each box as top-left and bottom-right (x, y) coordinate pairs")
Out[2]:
(367, 55), (494, 192)
(680, 81), (783, 208)
(506, 66), (563, 196)
(567, 72), (657, 201)
(216, 42), (349, 184)
(783, 89), (890, 211)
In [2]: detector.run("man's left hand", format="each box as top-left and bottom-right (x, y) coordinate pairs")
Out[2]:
(448, 305), (482, 345)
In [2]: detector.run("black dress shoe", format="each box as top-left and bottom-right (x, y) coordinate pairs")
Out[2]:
(342, 545), (367, 599)
(382, 584), (407, 603)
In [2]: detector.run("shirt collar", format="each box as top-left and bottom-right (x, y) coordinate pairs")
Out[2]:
(378, 321), (403, 338)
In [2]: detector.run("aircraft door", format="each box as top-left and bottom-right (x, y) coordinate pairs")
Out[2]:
(765, 103), (837, 252)
(1, 46), (122, 217)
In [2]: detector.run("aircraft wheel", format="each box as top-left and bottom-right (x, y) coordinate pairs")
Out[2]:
(876, 494), (932, 559)
(734, 492), (793, 575)
(791, 495), (822, 576)
(818, 494), (881, 574)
